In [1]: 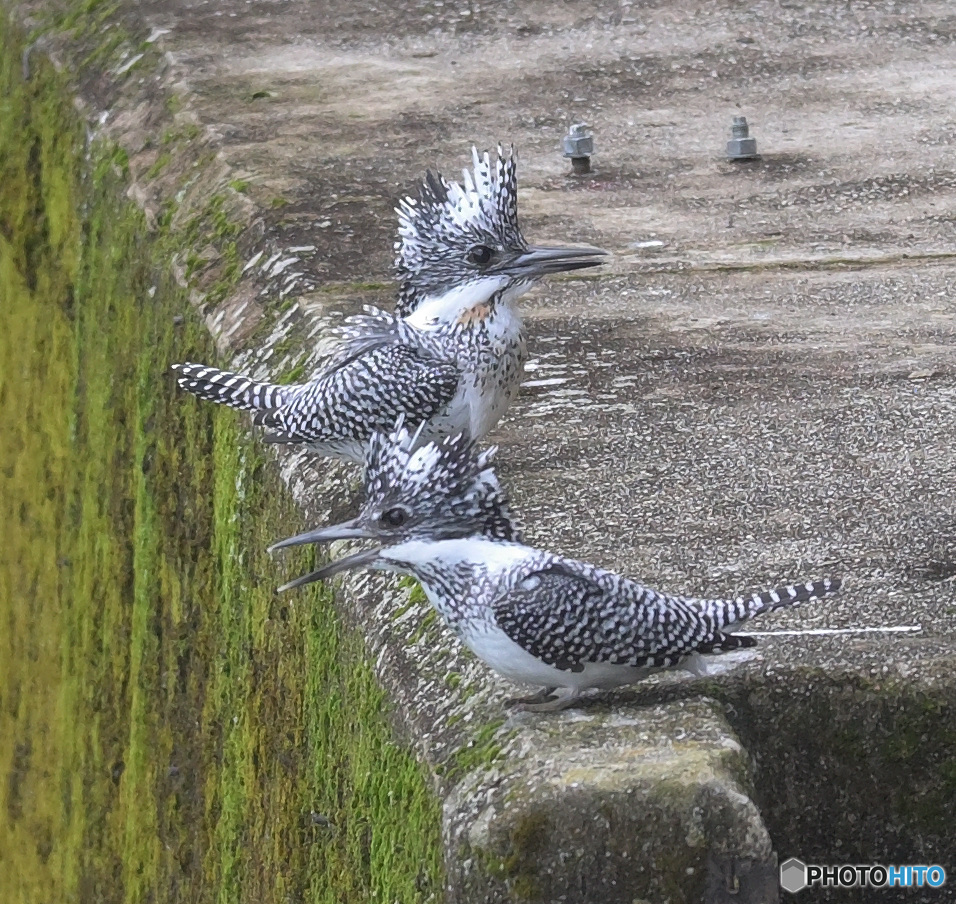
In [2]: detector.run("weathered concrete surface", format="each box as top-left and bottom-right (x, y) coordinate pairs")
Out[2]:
(22, 0), (956, 900)
(447, 700), (777, 904)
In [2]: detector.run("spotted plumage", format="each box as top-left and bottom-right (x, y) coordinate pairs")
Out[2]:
(271, 427), (842, 710)
(172, 147), (605, 462)
(394, 148), (525, 315)
(490, 561), (836, 672)
(359, 426), (521, 544)
(174, 321), (459, 461)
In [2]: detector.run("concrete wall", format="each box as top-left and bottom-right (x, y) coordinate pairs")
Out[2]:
(4, 1), (956, 902)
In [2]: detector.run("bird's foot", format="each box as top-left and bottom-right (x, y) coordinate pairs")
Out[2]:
(505, 686), (557, 707)
(509, 687), (582, 712)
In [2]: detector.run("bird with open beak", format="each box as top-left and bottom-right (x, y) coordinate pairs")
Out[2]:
(270, 426), (840, 711)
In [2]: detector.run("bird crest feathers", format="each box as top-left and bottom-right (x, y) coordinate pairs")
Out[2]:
(394, 146), (524, 314)
(363, 423), (521, 542)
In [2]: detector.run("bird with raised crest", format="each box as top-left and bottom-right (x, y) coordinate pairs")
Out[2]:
(171, 147), (605, 462)
(269, 425), (842, 711)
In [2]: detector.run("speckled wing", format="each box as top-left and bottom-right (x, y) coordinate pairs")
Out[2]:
(493, 559), (755, 673)
(253, 341), (460, 444)
(320, 306), (426, 371)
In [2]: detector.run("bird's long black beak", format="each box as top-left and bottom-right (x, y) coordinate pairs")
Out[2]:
(276, 547), (382, 593)
(268, 518), (371, 553)
(270, 518), (381, 592)
(505, 245), (606, 278)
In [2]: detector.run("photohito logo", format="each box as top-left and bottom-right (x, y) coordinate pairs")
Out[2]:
(780, 858), (946, 893)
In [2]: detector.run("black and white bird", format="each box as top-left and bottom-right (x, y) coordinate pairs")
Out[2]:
(270, 426), (842, 711)
(172, 148), (605, 462)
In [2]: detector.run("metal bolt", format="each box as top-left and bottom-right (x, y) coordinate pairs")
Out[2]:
(562, 123), (594, 175)
(726, 115), (758, 160)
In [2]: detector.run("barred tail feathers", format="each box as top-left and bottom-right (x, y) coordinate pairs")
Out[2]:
(710, 577), (841, 630)
(171, 363), (291, 412)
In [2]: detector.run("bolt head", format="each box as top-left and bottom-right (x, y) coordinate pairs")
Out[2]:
(726, 136), (758, 159)
(563, 123), (594, 158)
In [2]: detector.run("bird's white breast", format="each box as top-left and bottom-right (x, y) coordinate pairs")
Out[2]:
(384, 537), (531, 575)
(460, 628), (662, 691)
(463, 307), (527, 438)
(462, 628), (566, 688)
(406, 280), (528, 441)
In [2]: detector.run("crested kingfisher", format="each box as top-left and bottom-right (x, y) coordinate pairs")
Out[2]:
(172, 147), (605, 462)
(270, 426), (842, 711)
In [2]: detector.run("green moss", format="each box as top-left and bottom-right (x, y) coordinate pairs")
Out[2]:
(447, 718), (508, 781)
(266, 329), (301, 361)
(879, 690), (956, 831)
(508, 873), (540, 900)
(276, 351), (311, 383)
(146, 151), (171, 178)
(408, 607), (441, 644)
(508, 810), (549, 858)
(476, 810), (550, 901)
(56, 0), (121, 37)
(109, 144), (130, 175)
(0, 15), (442, 904)
(162, 122), (201, 145)
(403, 576), (429, 606)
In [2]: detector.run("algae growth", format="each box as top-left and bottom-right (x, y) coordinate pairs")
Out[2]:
(0, 17), (442, 903)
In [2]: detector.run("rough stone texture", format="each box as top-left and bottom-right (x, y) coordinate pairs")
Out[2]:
(17, 0), (956, 900)
(446, 700), (775, 904)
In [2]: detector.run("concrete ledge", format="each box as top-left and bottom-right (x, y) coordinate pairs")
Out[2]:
(19, 0), (956, 900)
(316, 560), (780, 901)
(448, 701), (775, 903)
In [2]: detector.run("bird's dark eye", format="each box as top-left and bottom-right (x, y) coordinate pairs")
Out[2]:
(381, 507), (408, 528)
(467, 244), (495, 266)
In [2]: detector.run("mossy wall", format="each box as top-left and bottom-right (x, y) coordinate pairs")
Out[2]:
(728, 675), (956, 875)
(0, 16), (442, 903)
